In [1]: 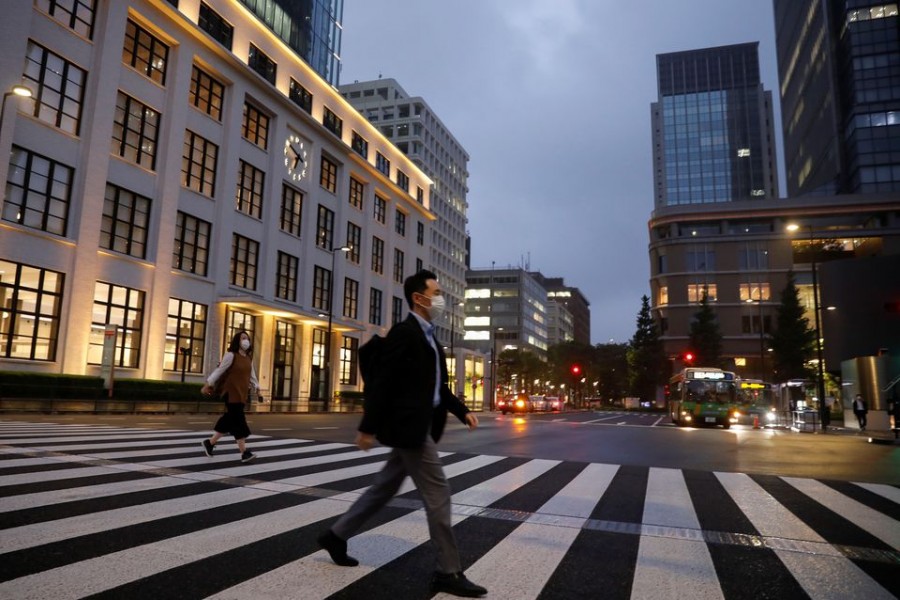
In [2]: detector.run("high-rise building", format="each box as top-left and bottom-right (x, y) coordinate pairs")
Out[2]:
(651, 43), (779, 207)
(464, 267), (549, 359)
(340, 78), (470, 347)
(774, 1), (900, 196)
(0, 0), (431, 411)
(529, 273), (590, 345)
(238, 0), (344, 87)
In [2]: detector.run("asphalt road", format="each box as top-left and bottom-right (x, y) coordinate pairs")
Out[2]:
(2, 409), (897, 484)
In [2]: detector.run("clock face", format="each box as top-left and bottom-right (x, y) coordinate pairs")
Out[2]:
(284, 133), (308, 182)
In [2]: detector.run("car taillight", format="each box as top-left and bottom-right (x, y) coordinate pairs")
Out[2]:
(515, 400), (525, 408)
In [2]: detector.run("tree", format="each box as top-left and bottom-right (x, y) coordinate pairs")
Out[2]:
(688, 292), (723, 367)
(769, 272), (816, 381)
(627, 295), (667, 401)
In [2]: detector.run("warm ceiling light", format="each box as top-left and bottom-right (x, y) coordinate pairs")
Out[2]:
(11, 85), (33, 98)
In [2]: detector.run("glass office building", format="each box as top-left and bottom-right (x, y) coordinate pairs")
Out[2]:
(775, 1), (900, 195)
(239, 0), (343, 87)
(651, 43), (779, 207)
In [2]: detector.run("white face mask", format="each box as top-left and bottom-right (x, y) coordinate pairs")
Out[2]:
(424, 294), (445, 320)
(240, 339), (251, 351)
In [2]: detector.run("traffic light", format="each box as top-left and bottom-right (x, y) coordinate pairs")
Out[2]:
(682, 351), (695, 365)
(570, 364), (582, 376)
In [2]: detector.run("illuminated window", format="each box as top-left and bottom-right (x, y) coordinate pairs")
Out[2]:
(0, 260), (63, 361)
(688, 284), (717, 302)
(658, 286), (668, 306)
(739, 283), (770, 302)
(164, 298), (207, 373)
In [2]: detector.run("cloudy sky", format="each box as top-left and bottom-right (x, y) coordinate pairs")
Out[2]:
(338, 1), (782, 344)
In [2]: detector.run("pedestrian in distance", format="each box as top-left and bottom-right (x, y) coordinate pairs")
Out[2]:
(317, 270), (487, 598)
(200, 330), (260, 463)
(852, 393), (868, 431)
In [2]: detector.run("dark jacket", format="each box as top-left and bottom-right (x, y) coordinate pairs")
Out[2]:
(359, 314), (470, 448)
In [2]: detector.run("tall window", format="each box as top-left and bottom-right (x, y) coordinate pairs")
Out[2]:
(320, 155), (337, 193)
(90, 282), (145, 368)
(349, 176), (364, 210)
(199, 2), (233, 49)
(101, 183), (150, 259)
(173, 211), (210, 276)
(235, 160), (265, 218)
(396, 169), (409, 192)
(739, 244), (769, 270)
(416, 186), (424, 204)
(189, 65), (224, 120)
(742, 315), (772, 335)
(375, 152), (390, 176)
(685, 249), (715, 272)
(395, 209), (406, 236)
(36, 0), (96, 38)
(369, 288), (383, 326)
(351, 131), (368, 158)
(312, 265), (331, 311)
(3, 146), (72, 236)
(392, 296), (404, 325)
(372, 236), (384, 274)
(242, 101), (269, 149)
(323, 106), (343, 137)
(111, 92), (159, 170)
(122, 19), (168, 85)
(24, 41), (86, 135)
(658, 286), (668, 306)
(343, 277), (359, 319)
(230, 234), (258, 290)
(248, 44), (276, 84)
(289, 78), (313, 113)
(280, 184), (303, 236)
(415, 258), (423, 272)
(374, 195), (386, 223)
(339, 336), (358, 385)
(316, 205), (334, 249)
(393, 248), (405, 283)
(165, 298), (207, 373)
(0, 260), (63, 360)
(276, 251), (298, 302)
(346, 222), (361, 263)
(224, 309), (256, 347)
(182, 131), (218, 196)
(273, 320), (295, 400)
(417, 221), (424, 245)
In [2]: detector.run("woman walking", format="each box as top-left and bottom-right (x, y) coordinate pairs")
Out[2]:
(201, 330), (260, 462)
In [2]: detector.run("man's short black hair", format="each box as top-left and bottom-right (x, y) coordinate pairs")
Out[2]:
(404, 269), (438, 308)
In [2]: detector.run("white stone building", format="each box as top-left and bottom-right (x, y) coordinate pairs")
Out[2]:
(0, 0), (434, 410)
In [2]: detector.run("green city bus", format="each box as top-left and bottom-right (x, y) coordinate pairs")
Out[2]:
(668, 368), (738, 428)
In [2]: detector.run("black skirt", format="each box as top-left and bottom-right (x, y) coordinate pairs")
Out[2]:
(213, 395), (251, 440)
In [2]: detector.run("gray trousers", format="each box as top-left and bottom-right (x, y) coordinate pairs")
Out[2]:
(331, 436), (461, 574)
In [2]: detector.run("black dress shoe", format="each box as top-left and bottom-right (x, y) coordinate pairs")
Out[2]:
(317, 530), (359, 567)
(431, 571), (487, 597)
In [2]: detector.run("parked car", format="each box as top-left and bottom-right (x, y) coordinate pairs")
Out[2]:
(545, 396), (563, 411)
(530, 395), (549, 411)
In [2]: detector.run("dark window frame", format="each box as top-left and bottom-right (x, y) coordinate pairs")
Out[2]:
(172, 210), (210, 276)
(101, 183), (151, 259)
(230, 233), (259, 290)
(3, 145), (72, 236)
(122, 19), (169, 85)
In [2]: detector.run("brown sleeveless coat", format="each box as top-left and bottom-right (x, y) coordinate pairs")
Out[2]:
(221, 352), (252, 404)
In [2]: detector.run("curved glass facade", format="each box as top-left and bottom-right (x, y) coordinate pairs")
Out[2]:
(239, 0), (343, 87)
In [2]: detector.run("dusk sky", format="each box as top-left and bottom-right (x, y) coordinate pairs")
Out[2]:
(339, 1), (783, 344)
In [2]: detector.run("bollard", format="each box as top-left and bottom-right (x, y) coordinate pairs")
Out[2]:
(753, 414), (760, 429)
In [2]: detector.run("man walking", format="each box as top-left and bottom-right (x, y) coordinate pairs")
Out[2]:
(852, 393), (869, 431)
(317, 270), (487, 598)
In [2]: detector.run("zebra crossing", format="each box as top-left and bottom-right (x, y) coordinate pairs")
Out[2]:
(0, 421), (897, 600)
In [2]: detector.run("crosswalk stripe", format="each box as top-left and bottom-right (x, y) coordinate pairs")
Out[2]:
(632, 467), (724, 600)
(456, 463), (618, 600)
(716, 472), (896, 600)
(0, 422), (896, 600)
(784, 477), (900, 550)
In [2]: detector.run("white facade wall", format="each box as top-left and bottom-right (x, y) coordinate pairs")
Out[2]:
(0, 0), (433, 408)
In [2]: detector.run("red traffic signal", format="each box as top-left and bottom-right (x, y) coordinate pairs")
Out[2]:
(570, 364), (582, 376)
(683, 351), (695, 364)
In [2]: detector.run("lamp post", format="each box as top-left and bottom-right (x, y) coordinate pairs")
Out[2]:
(323, 242), (351, 412)
(0, 85), (33, 141)
(787, 222), (826, 430)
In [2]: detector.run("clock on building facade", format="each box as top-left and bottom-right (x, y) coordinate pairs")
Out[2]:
(284, 133), (308, 182)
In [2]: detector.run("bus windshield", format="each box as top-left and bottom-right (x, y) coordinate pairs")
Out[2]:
(684, 380), (736, 404)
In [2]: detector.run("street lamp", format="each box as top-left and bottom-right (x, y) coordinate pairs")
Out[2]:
(323, 242), (351, 412)
(787, 222), (826, 430)
(0, 85), (33, 140)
